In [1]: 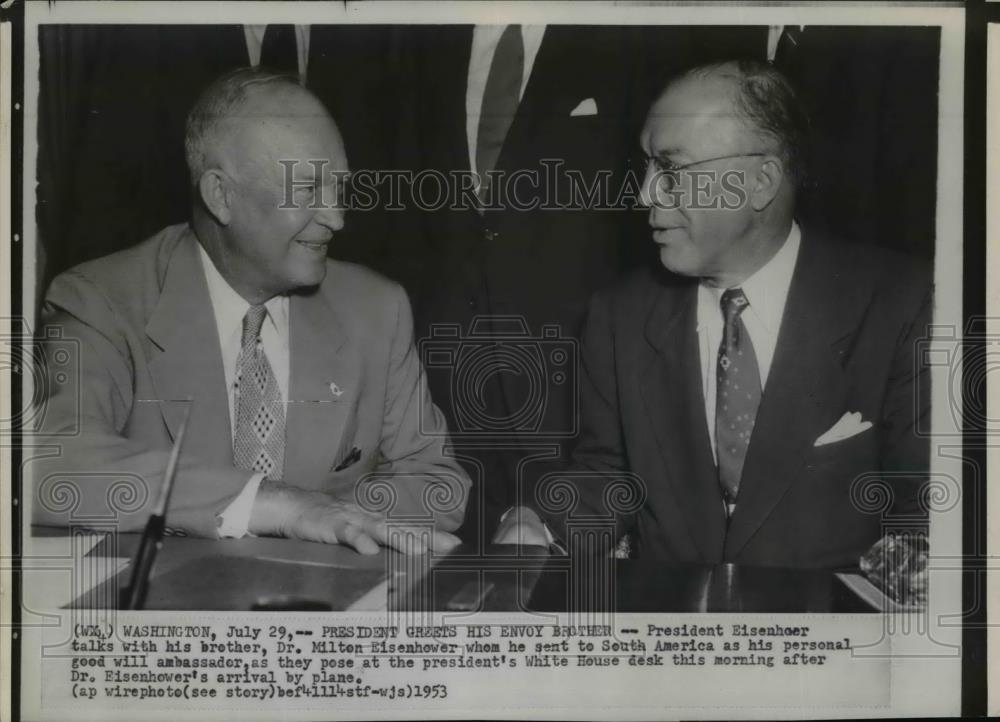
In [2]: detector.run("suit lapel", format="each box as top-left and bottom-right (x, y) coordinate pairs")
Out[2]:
(421, 26), (474, 173)
(724, 233), (870, 557)
(497, 26), (559, 167)
(282, 286), (361, 487)
(499, 27), (588, 172)
(145, 229), (233, 467)
(639, 278), (728, 562)
(145, 231), (362, 484)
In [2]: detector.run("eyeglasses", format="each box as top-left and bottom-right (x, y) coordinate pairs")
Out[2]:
(631, 151), (769, 191)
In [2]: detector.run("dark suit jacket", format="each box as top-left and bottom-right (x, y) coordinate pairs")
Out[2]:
(774, 26), (940, 260)
(540, 230), (932, 568)
(389, 26), (686, 542)
(31, 224), (470, 537)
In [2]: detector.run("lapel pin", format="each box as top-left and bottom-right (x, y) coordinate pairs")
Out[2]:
(329, 381), (344, 399)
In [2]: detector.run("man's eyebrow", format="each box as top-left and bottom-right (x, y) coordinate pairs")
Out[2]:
(279, 161), (316, 182)
(290, 175), (321, 190)
(294, 170), (348, 187)
(651, 147), (683, 159)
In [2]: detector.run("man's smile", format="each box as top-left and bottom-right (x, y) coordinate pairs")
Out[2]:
(651, 226), (685, 243)
(296, 238), (330, 252)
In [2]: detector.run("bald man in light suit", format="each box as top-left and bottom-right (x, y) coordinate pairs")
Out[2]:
(32, 69), (469, 553)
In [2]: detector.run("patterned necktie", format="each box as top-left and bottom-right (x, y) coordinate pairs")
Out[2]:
(715, 288), (762, 507)
(233, 305), (285, 480)
(476, 25), (524, 202)
(260, 24), (298, 75)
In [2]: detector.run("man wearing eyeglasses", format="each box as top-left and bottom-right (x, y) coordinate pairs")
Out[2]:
(496, 60), (931, 588)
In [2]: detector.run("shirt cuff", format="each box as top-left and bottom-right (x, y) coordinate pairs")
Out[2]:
(499, 506), (563, 553)
(217, 473), (265, 539)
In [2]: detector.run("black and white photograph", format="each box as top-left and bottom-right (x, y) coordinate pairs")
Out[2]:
(1, 1), (982, 720)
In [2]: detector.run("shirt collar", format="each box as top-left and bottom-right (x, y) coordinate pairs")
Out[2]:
(738, 221), (801, 335)
(697, 221), (801, 333)
(197, 243), (289, 345)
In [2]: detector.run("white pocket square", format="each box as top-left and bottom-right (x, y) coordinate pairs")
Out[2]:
(569, 97), (598, 117)
(813, 412), (873, 447)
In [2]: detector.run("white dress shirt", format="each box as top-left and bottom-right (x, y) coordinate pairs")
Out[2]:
(697, 223), (801, 462)
(197, 244), (290, 537)
(466, 24), (547, 175)
(766, 25), (805, 63)
(243, 24), (311, 80)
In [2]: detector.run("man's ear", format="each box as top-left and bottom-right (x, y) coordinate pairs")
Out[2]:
(197, 169), (234, 226)
(748, 156), (785, 212)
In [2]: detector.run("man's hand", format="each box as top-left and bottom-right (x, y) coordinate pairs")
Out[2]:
(249, 481), (460, 555)
(492, 506), (550, 548)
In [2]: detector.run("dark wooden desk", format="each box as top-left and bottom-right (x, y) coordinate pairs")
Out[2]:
(60, 531), (877, 612)
(431, 549), (876, 613)
(72, 533), (402, 610)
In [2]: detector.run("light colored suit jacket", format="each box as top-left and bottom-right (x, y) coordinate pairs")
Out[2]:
(31, 224), (469, 536)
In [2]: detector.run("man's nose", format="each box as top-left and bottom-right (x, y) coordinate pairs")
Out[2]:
(638, 164), (656, 209)
(314, 205), (345, 232)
